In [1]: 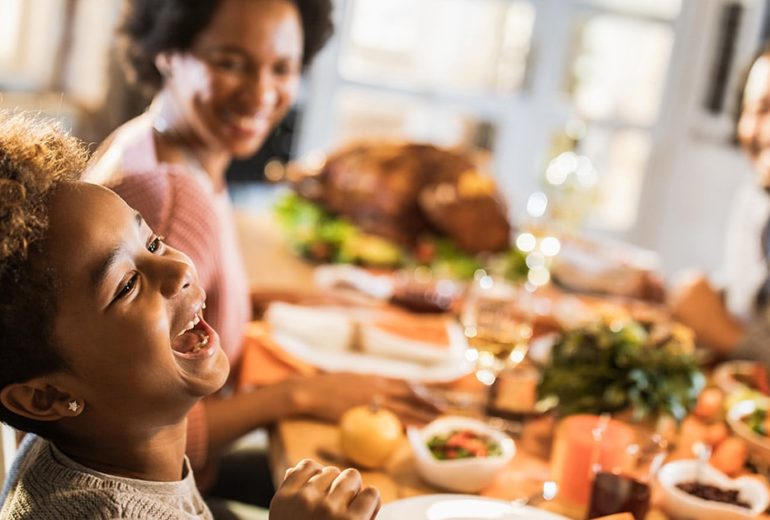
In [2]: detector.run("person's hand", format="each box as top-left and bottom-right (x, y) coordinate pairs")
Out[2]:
(290, 373), (442, 425)
(269, 459), (381, 520)
(667, 272), (744, 354)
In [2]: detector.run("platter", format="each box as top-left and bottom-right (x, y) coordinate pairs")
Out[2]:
(377, 494), (569, 520)
(271, 321), (474, 383)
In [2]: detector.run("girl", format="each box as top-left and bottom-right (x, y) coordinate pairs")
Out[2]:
(0, 112), (380, 520)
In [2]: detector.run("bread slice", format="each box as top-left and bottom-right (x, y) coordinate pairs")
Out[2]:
(264, 302), (355, 352)
(359, 314), (452, 365)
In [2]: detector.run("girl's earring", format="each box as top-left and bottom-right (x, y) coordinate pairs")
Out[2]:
(67, 400), (80, 413)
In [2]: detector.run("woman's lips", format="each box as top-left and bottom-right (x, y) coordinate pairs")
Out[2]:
(220, 111), (270, 138)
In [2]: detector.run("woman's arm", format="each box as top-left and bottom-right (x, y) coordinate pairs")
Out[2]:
(668, 274), (745, 355)
(202, 373), (440, 452)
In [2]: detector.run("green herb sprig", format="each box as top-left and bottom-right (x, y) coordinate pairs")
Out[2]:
(536, 321), (705, 422)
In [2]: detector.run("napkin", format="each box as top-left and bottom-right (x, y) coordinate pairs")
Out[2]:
(238, 322), (318, 390)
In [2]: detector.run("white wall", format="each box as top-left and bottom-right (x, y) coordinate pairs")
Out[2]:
(629, 0), (767, 278)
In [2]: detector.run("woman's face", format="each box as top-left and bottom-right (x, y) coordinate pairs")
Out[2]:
(163, 0), (303, 159)
(738, 54), (770, 188)
(43, 183), (229, 427)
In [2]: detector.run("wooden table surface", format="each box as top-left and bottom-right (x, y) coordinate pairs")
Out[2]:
(269, 415), (644, 519)
(268, 411), (770, 520)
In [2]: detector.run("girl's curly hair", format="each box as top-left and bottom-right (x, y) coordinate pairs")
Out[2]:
(0, 112), (88, 437)
(118, 0), (334, 92)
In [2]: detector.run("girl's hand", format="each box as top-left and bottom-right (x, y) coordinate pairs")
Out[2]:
(269, 459), (381, 520)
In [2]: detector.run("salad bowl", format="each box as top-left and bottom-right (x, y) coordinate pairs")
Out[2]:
(407, 416), (515, 493)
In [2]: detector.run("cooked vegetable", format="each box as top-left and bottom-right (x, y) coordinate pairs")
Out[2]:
(274, 192), (528, 281)
(427, 429), (502, 460)
(744, 407), (770, 437)
(536, 321), (705, 421)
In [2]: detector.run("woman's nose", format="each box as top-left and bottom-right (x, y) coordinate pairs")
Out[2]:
(243, 70), (278, 109)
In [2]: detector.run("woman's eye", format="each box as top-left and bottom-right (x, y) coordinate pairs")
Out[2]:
(213, 58), (247, 73)
(147, 236), (164, 254)
(115, 273), (138, 300)
(274, 61), (298, 76)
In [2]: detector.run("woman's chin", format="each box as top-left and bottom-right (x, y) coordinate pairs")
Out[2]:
(230, 140), (268, 161)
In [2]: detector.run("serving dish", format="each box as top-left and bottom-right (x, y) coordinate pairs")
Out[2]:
(377, 494), (568, 520)
(272, 320), (473, 383)
(407, 416), (515, 493)
(714, 361), (770, 396)
(657, 459), (769, 520)
(727, 398), (770, 474)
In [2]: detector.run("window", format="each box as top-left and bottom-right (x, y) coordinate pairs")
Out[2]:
(296, 0), (686, 233)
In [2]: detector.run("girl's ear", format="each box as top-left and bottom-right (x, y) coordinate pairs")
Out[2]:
(0, 379), (82, 421)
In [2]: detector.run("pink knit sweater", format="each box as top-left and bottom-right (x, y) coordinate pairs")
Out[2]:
(85, 114), (251, 473)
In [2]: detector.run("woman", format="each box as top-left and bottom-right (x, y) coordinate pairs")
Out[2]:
(86, 0), (437, 510)
(0, 111), (380, 520)
(670, 44), (770, 360)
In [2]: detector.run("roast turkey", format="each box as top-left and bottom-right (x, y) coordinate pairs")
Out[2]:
(292, 142), (512, 254)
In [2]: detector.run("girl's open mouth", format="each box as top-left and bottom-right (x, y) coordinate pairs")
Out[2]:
(171, 312), (218, 359)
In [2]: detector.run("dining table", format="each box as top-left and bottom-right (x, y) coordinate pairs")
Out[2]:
(264, 384), (770, 520)
(233, 210), (770, 520)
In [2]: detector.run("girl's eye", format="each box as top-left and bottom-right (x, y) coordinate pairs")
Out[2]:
(148, 236), (164, 254)
(115, 273), (138, 301)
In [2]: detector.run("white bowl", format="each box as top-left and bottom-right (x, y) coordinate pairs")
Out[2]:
(657, 459), (769, 520)
(728, 399), (770, 473)
(407, 416), (515, 493)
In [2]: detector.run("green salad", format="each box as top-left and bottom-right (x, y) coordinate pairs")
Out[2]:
(536, 321), (705, 421)
(427, 429), (503, 460)
(745, 407), (770, 436)
(274, 191), (528, 281)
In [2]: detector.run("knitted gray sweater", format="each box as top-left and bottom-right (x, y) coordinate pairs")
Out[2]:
(0, 435), (213, 519)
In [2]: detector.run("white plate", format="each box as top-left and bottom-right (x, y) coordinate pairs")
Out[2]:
(272, 322), (474, 383)
(377, 495), (569, 520)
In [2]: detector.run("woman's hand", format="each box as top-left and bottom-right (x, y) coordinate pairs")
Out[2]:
(270, 459), (381, 520)
(290, 373), (442, 425)
(668, 273), (744, 354)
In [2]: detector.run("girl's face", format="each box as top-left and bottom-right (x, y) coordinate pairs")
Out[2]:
(43, 183), (229, 426)
(738, 54), (770, 188)
(163, 0), (303, 159)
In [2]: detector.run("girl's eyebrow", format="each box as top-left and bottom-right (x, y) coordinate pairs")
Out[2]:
(90, 212), (144, 290)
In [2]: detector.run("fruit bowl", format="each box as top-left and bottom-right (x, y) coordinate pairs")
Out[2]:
(407, 416), (515, 493)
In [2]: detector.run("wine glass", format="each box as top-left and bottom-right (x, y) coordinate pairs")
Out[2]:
(460, 271), (534, 387)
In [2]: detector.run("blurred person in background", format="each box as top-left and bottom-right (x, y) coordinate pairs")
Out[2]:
(670, 43), (770, 362)
(86, 0), (438, 516)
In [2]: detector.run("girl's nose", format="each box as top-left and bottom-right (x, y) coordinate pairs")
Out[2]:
(158, 257), (194, 299)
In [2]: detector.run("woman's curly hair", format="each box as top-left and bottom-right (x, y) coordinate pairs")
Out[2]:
(118, 0), (334, 92)
(0, 112), (87, 437)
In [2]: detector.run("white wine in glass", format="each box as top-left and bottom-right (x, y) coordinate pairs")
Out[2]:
(461, 274), (533, 385)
